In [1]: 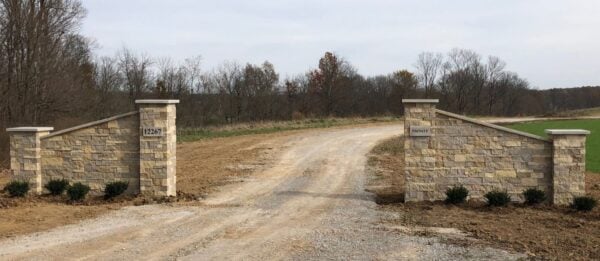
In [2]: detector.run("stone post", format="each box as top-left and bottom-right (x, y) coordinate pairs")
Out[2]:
(136, 100), (179, 197)
(6, 127), (54, 194)
(546, 129), (589, 205)
(402, 99), (438, 202)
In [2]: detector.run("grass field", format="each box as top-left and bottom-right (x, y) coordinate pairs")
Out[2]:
(177, 116), (400, 143)
(507, 119), (600, 172)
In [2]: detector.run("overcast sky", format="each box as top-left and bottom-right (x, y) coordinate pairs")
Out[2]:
(81, 0), (600, 89)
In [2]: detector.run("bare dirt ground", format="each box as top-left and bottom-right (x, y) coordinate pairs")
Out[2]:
(368, 135), (600, 260)
(0, 124), (524, 260)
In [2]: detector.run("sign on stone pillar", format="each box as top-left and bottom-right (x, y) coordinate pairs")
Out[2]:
(136, 99), (179, 197)
(6, 127), (54, 194)
(409, 126), (432, 137)
(402, 99), (439, 202)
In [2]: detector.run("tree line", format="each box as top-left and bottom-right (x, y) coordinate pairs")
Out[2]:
(1, 0), (600, 164)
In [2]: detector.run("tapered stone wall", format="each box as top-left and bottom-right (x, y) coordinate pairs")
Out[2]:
(7, 100), (179, 196)
(403, 99), (589, 205)
(41, 112), (140, 194)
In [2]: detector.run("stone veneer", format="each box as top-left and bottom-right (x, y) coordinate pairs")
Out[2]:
(7, 127), (53, 194)
(547, 130), (589, 205)
(6, 100), (178, 197)
(403, 99), (589, 205)
(41, 112), (140, 194)
(138, 100), (178, 196)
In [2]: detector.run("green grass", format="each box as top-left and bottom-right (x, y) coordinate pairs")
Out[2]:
(506, 119), (600, 172)
(178, 117), (400, 143)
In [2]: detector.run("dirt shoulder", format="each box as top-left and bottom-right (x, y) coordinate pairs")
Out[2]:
(367, 135), (600, 260)
(176, 131), (293, 198)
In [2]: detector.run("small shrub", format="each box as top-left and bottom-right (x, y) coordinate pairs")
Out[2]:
(67, 182), (90, 201)
(104, 181), (129, 199)
(3, 181), (30, 197)
(445, 185), (469, 204)
(485, 190), (511, 207)
(44, 179), (69, 195)
(522, 188), (546, 205)
(571, 196), (597, 212)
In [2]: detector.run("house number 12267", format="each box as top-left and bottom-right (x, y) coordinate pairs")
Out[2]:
(143, 128), (163, 137)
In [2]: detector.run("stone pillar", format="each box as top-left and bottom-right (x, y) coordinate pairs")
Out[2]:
(402, 99), (438, 202)
(546, 129), (589, 205)
(136, 100), (179, 197)
(6, 127), (54, 194)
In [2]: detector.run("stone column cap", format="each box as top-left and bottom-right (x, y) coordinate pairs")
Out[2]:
(545, 129), (590, 135)
(135, 99), (180, 104)
(402, 99), (439, 104)
(6, 127), (54, 132)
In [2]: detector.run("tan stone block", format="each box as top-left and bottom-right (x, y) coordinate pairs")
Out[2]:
(496, 170), (516, 178)
(43, 157), (63, 166)
(407, 182), (435, 192)
(23, 163), (39, 171)
(521, 178), (538, 186)
(454, 155), (466, 162)
(504, 141), (521, 147)
(554, 156), (572, 164)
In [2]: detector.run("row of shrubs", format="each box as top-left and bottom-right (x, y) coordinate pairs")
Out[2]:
(445, 185), (597, 212)
(2, 179), (129, 202)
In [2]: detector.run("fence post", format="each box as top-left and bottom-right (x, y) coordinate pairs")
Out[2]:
(6, 127), (54, 194)
(136, 100), (179, 197)
(546, 129), (589, 205)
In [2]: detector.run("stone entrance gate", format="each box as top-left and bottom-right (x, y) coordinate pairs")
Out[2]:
(7, 100), (178, 197)
(403, 99), (589, 205)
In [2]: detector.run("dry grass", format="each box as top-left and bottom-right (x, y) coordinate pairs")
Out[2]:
(366, 135), (405, 204)
(548, 107), (600, 117)
(178, 116), (400, 142)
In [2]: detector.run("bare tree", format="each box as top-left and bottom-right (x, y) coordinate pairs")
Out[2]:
(183, 56), (202, 94)
(212, 62), (243, 121)
(485, 56), (506, 114)
(0, 0), (88, 124)
(414, 52), (442, 97)
(118, 48), (153, 103)
(243, 61), (279, 120)
(93, 56), (123, 116)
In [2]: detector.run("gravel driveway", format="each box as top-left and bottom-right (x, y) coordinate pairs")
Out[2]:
(0, 124), (523, 260)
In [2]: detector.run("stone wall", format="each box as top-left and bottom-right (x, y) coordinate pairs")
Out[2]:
(7, 100), (179, 196)
(41, 112), (140, 194)
(403, 99), (589, 205)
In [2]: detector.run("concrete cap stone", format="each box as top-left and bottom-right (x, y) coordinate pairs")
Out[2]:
(135, 99), (180, 104)
(545, 129), (590, 135)
(6, 127), (54, 132)
(402, 99), (439, 104)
